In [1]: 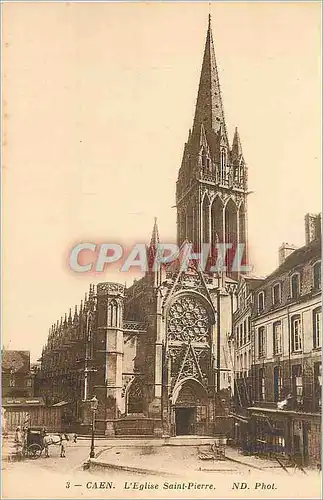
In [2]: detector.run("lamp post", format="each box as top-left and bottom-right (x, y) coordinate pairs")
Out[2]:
(89, 395), (98, 459)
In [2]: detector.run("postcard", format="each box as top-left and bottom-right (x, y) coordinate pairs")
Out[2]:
(2, 2), (322, 499)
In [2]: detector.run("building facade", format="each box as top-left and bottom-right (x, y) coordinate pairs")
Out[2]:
(38, 16), (250, 437)
(231, 276), (264, 447)
(232, 214), (322, 467)
(1, 350), (35, 398)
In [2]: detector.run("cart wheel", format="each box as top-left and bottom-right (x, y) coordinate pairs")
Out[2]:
(27, 444), (42, 459)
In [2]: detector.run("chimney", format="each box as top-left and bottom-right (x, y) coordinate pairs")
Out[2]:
(305, 213), (322, 245)
(279, 243), (298, 266)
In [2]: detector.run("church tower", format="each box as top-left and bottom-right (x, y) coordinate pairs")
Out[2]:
(176, 15), (248, 270)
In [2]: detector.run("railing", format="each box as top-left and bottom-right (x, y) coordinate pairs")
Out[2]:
(123, 321), (147, 334)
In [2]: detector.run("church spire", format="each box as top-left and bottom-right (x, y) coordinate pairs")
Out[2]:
(149, 217), (160, 247)
(192, 15), (227, 139)
(147, 217), (161, 282)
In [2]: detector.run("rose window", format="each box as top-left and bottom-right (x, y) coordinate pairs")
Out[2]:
(167, 296), (210, 343)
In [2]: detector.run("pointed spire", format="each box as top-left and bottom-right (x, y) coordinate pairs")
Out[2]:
(68, 308), (73, 325)
(192, 15), (227, 140)
(147, 217), (160, 274)
(232, 126), (244, 159)
(150, 217), (160, 247)
(73, 305), (79, 326)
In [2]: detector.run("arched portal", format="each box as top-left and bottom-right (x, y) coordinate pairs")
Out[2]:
(172, 378), (209, 436)
(166, 292), (214, 436)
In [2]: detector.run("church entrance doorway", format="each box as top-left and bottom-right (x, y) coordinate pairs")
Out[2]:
(175, 407), (195, 435)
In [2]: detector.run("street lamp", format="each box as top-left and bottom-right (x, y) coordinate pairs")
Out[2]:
(89, 395), (98, 459)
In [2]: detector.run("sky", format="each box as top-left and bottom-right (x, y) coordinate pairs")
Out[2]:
(2, 2), (321, 361)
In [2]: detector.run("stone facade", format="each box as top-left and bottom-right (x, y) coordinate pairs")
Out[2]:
(38, 16), (245, 438)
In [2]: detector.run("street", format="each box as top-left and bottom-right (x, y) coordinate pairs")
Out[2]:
(2, 438), (321, 499)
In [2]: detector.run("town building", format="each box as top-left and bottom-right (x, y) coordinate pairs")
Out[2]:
(38, 16), (249, 437)
(232, 214), (322, 467)
(2, 350), (35, 398)
(231, 276), (264, 446)
(1, 350), (51, 430)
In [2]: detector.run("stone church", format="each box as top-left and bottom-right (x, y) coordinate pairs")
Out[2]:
(39, 16), (249, 437)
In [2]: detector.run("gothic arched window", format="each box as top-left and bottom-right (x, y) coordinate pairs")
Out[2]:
(239, 159), (244, 183)
(108, 300), (118, 327)
(221, 149), (226, 181)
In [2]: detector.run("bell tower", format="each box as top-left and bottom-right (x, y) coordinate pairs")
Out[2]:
(176, 15), (248, 271)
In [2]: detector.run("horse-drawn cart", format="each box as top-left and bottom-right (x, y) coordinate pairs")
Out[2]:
(23, 427), (46, 459)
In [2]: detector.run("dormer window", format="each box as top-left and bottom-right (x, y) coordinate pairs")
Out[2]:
(257, 291), (265, 313)
(290, 273), (300, 299)
(272, 283), (281, 306)
(313, 261), (321, 290)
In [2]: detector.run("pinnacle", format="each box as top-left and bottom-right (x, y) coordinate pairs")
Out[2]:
(232, 127), (244, 159)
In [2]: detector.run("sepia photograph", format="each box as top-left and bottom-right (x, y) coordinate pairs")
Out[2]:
(1, 1), (322, 499)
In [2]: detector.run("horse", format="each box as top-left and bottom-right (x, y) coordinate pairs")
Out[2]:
(43, 433), (69, 458)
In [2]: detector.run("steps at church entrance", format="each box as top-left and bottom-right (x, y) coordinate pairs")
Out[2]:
(164, 435), (216, 446)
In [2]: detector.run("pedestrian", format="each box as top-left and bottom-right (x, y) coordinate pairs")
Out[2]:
(42, 428), (49, 458)
(59, 434), (66, 458)
(73, 433), (77, 443)
(14, 426), (23, 461)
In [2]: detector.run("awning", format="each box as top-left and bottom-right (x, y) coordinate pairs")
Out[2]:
(230, 413), (249, 424)
(2, 397), (45, 407)
(52, 401), (70, 407)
